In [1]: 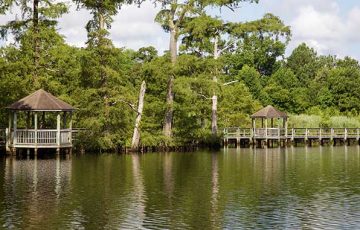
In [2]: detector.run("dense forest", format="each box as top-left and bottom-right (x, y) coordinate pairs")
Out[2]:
(0, 0), (360, 151)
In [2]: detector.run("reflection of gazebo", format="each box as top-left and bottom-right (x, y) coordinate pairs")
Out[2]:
(250, 105), (288, 139)
(6, 89), (75, 154)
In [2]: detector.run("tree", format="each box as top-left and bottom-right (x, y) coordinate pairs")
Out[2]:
(155, 0), (259, 140)
(224, 13), (291, 76)
(154, 0), (199, 139)
(0, 0), (68, 82)
(287, 43), (319, 85)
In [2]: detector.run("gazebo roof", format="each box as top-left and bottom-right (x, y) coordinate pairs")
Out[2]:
(250, 105), (287, 118)
(7, 89), (75, 111)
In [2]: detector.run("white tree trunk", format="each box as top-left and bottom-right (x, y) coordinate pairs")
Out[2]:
(212, 36), (219, 136)
(211, 94), (218, 135)
(163, 76), (174, 138)
(169, 28), (178, 65)
(131, 81), (146, 149)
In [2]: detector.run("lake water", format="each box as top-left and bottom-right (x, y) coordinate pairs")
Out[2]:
(1, 146), (360, 229)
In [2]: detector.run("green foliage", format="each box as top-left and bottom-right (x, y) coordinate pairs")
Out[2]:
(219, 82), (261, 128)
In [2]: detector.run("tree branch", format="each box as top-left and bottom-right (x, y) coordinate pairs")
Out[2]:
(112, 99), (140, 115)
(218, 40), (235, 55)
(197, 93), (212, 100)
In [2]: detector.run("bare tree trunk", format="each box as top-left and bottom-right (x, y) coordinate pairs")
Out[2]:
(211, 94), (217, 135)
(131, 81), (146, 150)
(163, 27), (177, 138)
(169, 28), (177, 64)
(99, 12), (105, 30)
(212, 36), (219, 136)
(33, 0), (39, 82)
(163, 76), (174, 138)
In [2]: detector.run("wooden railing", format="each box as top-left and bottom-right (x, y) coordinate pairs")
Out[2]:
(224, 127), (252, 138)
(224, 128), (360, 140)
(13, 129), (72, 146)
(60, 130), (71, 144)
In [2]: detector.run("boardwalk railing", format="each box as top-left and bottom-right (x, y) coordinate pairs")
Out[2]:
(224, 128), (360, 140)
(224, 127), (252, 138)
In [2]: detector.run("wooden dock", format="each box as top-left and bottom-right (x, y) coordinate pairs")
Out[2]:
(224, 127), (360, 147)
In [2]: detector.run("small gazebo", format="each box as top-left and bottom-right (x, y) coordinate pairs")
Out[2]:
(250, 105), (288, 138)
(6, 89), (75, 154)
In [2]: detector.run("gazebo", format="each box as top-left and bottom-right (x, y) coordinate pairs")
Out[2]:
(250, 105), (288, 139)
(6, 89), (75, 154)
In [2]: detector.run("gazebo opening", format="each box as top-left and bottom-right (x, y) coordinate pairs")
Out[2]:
(6, 89), (75, 154)
(250, 105), (288, 137)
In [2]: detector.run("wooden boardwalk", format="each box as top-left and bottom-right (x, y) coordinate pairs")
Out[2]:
(224, 127), (360, 147)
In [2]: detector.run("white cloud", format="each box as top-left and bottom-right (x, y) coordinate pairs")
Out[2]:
(346, 7), (360, 42)
(0, 2), (168, 51)
(57, 2), (168, 52)
(109, 3), (167, 51)
(288, 3), (360, 58)
(57, 5), (91, 47)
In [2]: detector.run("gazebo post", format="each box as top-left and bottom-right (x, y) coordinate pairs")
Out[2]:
(57, 113), (61, 154)
(277, 118), (281, 142)
(34, 112), (38, 155)
(265, 118), (268, 143)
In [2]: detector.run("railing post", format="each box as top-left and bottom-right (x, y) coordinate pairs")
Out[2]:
(331, 128), (334, 141)
(357, 128), (359, 141)
(291, 128), (294, 141)
(305, 128), (308, 141)
(319, 128), (322, 141)
(236, 128), (240, 147)
(236, 128), (240, 137)
(5, 128), (9, 152)
(344, 128), (347, 141)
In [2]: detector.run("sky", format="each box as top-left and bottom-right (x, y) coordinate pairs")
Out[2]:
(1, 0), (360, 60)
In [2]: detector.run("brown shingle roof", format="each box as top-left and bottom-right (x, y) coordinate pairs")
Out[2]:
(7, 89), (75, 111)
(251, 105), (287, 118)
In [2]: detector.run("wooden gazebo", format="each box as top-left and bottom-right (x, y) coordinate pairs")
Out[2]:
(250, 105), (288, 140)
(6, 89), (75, 154)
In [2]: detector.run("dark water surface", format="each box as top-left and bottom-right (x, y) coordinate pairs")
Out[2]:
(1, 146), (360, 229)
